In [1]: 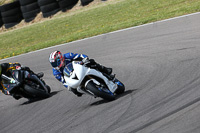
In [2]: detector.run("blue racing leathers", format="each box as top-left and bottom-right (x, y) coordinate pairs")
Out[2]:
(52, 52), (88, 88)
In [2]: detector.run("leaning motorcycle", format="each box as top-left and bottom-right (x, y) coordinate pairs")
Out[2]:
(63, 61), (125, 101)
(1, 69), (51, 100)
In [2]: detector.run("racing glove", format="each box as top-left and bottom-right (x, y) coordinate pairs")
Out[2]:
(82, 57), (89, 64)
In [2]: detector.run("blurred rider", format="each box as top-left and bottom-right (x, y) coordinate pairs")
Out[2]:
(49, 51), (115, 97)
(0, 63), (43, 100)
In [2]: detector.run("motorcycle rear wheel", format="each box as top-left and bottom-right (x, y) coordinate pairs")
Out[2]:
(86, 80), (115, 101)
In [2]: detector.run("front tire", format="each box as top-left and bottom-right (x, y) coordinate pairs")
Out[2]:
(45, 85), (51, 93)
(85, 80), (115, 101)
(114, 79), (125, 95)
(23, 84), (50, 98)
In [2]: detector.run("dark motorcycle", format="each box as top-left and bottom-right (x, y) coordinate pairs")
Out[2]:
(1, 69), (51, 100)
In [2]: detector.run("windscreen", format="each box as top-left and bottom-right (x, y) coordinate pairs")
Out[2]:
(63, 63), (73, 77)
(1, 75), (17, 91)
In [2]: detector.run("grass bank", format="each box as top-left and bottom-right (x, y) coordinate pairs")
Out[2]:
(0, 0), (200, 59)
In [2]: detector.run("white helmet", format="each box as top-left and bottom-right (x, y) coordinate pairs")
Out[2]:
(49, 51), (64, 69)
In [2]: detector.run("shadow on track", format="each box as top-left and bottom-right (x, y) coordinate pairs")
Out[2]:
(90, 90), (136, 106)
(20, 90), (63, 105)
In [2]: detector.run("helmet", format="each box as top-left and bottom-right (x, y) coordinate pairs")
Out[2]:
(49, 51), (64, 69)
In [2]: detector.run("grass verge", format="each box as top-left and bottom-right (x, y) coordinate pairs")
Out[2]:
(0, 0), (200, 59)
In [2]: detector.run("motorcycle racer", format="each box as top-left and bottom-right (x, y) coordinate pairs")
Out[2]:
(0, 63), (22, 96)
(0, 63), (43, 100)
(49, 51), (115, 97)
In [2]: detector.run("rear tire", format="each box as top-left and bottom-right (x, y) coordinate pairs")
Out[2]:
(86, 80), (115, 101)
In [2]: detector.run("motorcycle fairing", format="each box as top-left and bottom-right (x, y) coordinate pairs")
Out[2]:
(64, 61), (118, 93)
(1, 74), (17, 92)
(12, 70), (23, 83)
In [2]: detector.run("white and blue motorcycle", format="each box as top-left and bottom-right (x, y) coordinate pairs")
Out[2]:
(63, 61), (125, 101)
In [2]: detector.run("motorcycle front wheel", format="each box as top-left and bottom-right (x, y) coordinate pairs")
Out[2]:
(85, 80), (115, 101)
(23, 84), (50, 98)
(114, 78), (125, 95)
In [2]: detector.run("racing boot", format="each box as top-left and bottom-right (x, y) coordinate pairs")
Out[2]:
(86, 59), (112, 75)
(95, 64), (115, 80)
(96, 64), (112, 75)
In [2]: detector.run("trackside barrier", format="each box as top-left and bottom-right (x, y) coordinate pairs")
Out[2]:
(58, 0), (79, 12)
(38, 0), (60, 18)
(0, 1), (23, 29)
(81, 0), (94, 6)
(0, 0), (94, 29)
(19, 0), (41, 22)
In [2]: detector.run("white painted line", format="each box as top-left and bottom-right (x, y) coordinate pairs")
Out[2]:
(1, 12), (200, 61)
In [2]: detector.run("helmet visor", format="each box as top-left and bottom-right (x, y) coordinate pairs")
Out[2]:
(50, 59), (61, 68)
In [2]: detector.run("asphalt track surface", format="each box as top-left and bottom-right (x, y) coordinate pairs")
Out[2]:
(1, 12), (200, 133)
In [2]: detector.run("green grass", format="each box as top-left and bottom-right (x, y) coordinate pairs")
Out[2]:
(0, 0), (16, 5)
(0, 0), (200, 59)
